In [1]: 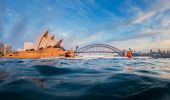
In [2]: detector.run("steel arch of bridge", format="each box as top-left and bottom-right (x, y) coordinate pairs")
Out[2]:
(75, 44), (123, 56)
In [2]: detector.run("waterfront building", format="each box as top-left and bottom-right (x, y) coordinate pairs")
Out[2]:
(150, 49), (153, 54)
(22, 30), (63, 51)
(0, 42), (12, 55)
(4, 44), (12, 54)
(24, 42), (34, 51)
(2, 30), (65, 58)
(0, 42), (4, 55)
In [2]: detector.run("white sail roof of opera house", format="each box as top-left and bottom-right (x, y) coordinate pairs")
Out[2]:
(24, 30), (63, 51)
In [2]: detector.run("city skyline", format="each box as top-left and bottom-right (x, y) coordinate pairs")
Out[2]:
(0, 0), (170, 50)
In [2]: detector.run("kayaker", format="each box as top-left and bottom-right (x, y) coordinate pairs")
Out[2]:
(127, 48), (132, 58)
(65, 49), (74, 57)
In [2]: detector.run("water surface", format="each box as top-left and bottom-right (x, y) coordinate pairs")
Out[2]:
(0, 58), (170, 100)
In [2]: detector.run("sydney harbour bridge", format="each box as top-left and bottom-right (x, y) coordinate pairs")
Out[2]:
(75, 44), (124, 56)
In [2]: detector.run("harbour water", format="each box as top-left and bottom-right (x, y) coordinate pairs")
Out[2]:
(0, 58), (170, 100)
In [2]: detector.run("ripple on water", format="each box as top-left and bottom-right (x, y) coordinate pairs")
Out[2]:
(16, 61), (25, 64)
(0, 70), (9, 82)
(32, 65), (76, 76)
(84, 73), (170, 100)
(0, 58), (170, 100)
(135, 69), (159, 76)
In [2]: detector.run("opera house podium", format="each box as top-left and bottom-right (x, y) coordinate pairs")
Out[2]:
(2, 30), (65, 58)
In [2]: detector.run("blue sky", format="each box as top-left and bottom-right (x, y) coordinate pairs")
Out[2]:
(0, 0), (170, 50)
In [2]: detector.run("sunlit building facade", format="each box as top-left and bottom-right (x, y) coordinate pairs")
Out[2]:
(23, 30), (63, 51)
(24, 42), (34, 51)
(4, 44), (12, 54)
(0, 42), (4, 54)
(2, 30), (65, 58)
(0, 42), (12, 55)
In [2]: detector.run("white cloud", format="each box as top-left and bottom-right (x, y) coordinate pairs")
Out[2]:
(130, 0), (170, 24)
(62, 31), (105, 49)
(110, 37), (170, 51)
(46, 7), (53, 11)
(131, 12), (156, 24)
(109, 28), (170, 51)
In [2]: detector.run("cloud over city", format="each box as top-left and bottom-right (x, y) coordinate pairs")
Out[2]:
(0, 0), (170, 50)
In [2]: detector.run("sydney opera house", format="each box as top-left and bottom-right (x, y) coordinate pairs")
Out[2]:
(2, 30), (65, 58)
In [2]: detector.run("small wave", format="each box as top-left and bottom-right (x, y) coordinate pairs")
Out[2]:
(32, 65), (76, 76)
(0, 58), (170, 100)
(16, 61), (24, 63)
(135, 70), (159, 75)
(0, 70), (9, 81)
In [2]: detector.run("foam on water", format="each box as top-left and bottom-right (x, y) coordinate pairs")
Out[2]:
(0, 58), (170, 100)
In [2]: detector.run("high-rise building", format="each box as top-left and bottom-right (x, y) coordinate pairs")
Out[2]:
(4, 44), (12, 54)
(0, 42), (4, 55)
(150, 49), (153, 55)
(0, 42), (12, 55)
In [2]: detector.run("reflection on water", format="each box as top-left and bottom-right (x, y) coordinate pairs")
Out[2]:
(0, 58), (170, 100)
